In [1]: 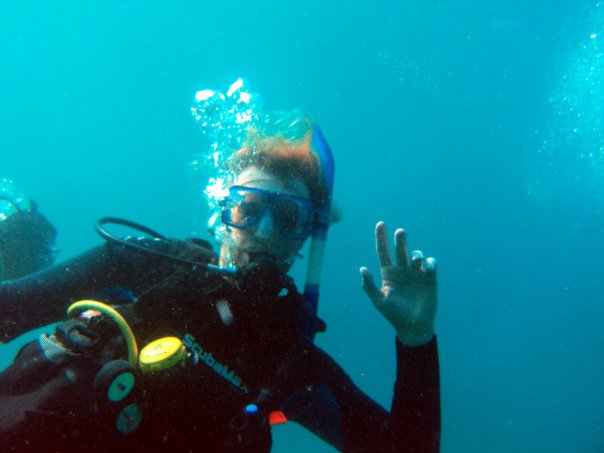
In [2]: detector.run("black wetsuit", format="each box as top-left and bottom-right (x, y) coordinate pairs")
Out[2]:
(0, 239), (440, 452)
(0, 205), (57, 281)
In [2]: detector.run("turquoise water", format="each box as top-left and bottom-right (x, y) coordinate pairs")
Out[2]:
(2, 1), (604, 451)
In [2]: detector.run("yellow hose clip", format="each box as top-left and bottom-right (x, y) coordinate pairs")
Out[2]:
(67, 300), (138, 367)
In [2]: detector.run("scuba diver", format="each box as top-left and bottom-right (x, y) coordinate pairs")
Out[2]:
(0, 178), (58, 281)
(0, 107), (440, 452)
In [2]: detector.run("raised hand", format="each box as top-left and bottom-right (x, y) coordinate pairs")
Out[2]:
(360, 222), (437, 346)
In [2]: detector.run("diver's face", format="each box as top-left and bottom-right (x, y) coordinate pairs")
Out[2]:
(220, 166), (311, 272)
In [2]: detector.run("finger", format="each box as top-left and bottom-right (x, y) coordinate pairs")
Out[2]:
(360, 267), (383, 305)
(425, 256), (437, 272)
(424, 257), (438, 283)
(375, 221), (392, 268)
(410, 250), (424, 271)
(394, 228), (408, 267)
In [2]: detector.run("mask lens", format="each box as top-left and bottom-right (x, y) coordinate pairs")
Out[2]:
(228, 191), (264, 227)
(273, 198), (311, 237)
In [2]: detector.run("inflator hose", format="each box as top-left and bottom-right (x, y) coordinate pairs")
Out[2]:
(67, 300), (139, 367)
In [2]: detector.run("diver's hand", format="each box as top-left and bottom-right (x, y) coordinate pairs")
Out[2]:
(360, 222), (437, 346)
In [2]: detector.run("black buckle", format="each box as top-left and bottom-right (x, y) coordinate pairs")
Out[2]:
(55, 319), (101, 353)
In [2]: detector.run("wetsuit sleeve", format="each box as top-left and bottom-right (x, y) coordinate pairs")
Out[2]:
(0, 241), (167, 343)
(284, 336), (440, 453)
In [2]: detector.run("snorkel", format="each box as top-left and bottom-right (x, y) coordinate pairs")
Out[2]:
(303, 126), (335, 343)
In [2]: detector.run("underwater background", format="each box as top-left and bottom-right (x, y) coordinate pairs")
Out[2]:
(2, 0), (604, 451)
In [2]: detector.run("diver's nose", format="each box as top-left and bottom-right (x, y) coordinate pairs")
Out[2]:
(254, 210), (275, 238)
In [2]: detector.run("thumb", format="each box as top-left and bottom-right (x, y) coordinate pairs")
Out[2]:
(360, 267), (383, 306)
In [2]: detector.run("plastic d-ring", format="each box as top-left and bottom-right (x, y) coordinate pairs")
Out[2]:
(93, 360), (142, 435)
(94, 360), (138, 405)
(116, 403), (142, 435)
(107, 370), (135, 403)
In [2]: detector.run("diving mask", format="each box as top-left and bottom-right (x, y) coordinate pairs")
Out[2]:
(220, 186), (314, 240)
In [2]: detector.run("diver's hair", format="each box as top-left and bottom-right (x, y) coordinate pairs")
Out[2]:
(228, 113), (328, 209)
